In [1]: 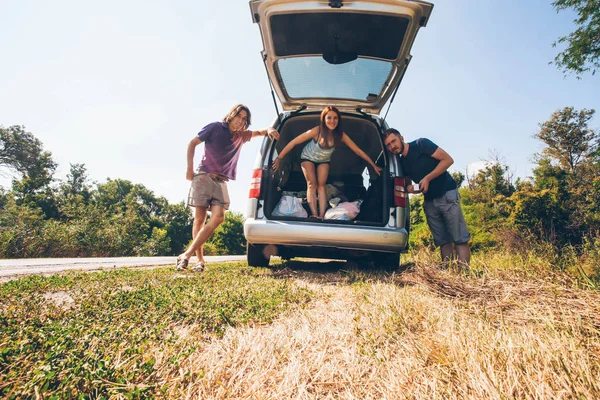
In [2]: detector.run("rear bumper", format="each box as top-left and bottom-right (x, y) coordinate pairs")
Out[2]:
(244, 218), (408, 253)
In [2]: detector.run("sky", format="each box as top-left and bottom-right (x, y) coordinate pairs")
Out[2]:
(1, 0), (599, 215)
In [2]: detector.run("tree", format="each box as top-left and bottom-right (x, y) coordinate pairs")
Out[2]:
(459, 157), (515, 251)
(535, 107), (598, 184)
(511, 107), (600, 246)
(55, 163), (93, 221)
(552, 0), (600, 76)
(0, 196), (47, 258)
(0, 125), (56, 180)
(1, 126), (58, 218)
(162, 202), (193, 255)
(0, 126), (196, 257)
(60, 163), (91, 200)
(138, 227), (171, 256)
(451, 171), (465, 188)
(0, 187), (7, 210)
(92, 179), (168, 255)
(466, 152), (515, 203)
(207, 211), (247, 255)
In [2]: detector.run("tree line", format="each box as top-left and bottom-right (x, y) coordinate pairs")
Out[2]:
(0, 125), (245, 258)
(2, 106), (598, 271)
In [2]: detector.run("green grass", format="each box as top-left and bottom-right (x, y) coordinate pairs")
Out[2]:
(0, 262), (313, 399)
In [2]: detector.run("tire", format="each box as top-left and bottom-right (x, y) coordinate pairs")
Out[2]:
(247, 243), (270, 267)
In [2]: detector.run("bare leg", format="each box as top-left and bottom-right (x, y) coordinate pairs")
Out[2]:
(193, 206), (207, 263)
(455, 243), (470, 267)
(316, 163), (330, 218)
(440, 243), (453, 263)
(179, 205), (226, 261)
(301, 161), (318, 217)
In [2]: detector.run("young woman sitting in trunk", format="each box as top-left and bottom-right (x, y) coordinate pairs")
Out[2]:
(272, 106), (382, 219)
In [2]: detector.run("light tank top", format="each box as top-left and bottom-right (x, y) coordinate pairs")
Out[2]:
(300, 130), (335, 163)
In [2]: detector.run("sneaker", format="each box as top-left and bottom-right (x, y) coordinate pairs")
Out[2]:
(191, 262), (205, 272)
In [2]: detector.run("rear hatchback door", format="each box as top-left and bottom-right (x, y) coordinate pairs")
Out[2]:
(249, 0), (433, 114)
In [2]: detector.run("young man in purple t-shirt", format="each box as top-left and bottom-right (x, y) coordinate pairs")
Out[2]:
(176, 104), (279, 272)
(383, 128), (470, 267)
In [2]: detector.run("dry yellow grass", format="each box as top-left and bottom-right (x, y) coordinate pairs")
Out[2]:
(148, 255), (600, 399)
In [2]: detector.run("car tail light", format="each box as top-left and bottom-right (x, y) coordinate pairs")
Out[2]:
(249, 169), (262, 199)
(394, 177), (408, 207)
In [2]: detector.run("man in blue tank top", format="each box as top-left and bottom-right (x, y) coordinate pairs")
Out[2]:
(383, 128), (470, 267)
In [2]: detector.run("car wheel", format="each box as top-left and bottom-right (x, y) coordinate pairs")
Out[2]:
(247, 243), (270, 267)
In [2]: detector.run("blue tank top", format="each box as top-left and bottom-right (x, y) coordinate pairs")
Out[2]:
(300, 130), (335, 163)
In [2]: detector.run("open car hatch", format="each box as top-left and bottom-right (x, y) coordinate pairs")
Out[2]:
(249, 0), (433, 113)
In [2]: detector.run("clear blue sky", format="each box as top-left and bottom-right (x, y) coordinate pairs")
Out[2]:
(1, 0), (598, 214)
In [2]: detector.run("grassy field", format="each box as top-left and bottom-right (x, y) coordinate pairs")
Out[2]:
(1, 252), (599, 399)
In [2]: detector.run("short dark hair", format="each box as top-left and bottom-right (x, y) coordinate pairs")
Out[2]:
(223, 104), (251, 129)
(383, 128), (401, 138)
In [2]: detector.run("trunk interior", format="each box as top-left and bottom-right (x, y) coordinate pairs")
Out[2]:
(263, 113), (391, 226)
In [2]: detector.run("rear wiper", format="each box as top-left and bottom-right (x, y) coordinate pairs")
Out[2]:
(355, 107), (376, 123)
(279, 105), (307, 127)
(290, 105), (306, 116)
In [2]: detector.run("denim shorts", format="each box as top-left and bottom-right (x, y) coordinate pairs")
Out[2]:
(422, 188), (470, 247)
(187, 172), (230, 210)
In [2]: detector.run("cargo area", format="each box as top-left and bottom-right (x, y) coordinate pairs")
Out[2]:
(262, 114), (391, 226)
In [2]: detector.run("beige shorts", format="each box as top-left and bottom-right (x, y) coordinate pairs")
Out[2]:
(187, 172), (230, 210)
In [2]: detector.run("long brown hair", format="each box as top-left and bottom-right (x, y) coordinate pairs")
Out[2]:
(222, 104), (251, 129)
(319, 106), (343, 147)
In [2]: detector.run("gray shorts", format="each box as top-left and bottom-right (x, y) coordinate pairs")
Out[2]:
(187, 172), (230, 210)
(422, 188), (470, 247)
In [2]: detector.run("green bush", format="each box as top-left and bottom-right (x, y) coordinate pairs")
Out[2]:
(138, 227), (171, 256)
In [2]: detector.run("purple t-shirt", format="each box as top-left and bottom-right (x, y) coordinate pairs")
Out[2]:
(197, 122), (252, 180)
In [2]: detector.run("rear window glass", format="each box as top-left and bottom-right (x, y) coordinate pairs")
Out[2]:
(276, 57), (392, 101)
(270, 13), (409, 60)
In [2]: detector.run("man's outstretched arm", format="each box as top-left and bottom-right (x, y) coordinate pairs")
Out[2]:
(251, 127), (280, 140)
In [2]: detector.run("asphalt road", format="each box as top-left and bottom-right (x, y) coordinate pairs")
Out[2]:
(0, 256), (246, 279)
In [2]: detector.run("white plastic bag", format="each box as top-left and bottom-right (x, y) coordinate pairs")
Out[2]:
(324, 201), (361, 220)
(272, 195), (308, 218)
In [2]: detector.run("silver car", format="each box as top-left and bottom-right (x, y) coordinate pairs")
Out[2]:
(244, 0), (433, 267)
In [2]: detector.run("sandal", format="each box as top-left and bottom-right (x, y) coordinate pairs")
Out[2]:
(191, 262), (205, 272)
(176, 258), (189, 271)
